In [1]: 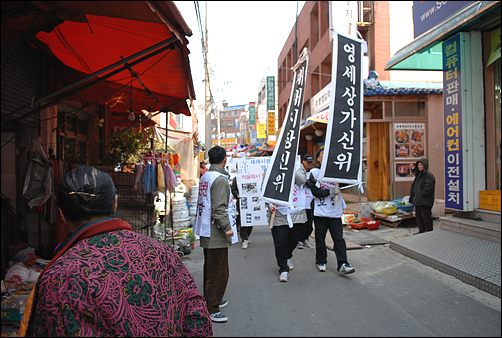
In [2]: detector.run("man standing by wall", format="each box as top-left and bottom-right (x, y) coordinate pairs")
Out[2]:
(410, 158), (436, 234)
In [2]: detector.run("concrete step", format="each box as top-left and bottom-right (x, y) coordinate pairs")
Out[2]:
(390, 230), (501, 298)
(474, 209), (501, 224)
(439, 215), (500, 243)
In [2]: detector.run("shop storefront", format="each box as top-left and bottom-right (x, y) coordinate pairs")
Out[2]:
(386, 1), (501, 213)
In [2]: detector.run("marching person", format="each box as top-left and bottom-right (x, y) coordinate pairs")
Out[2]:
(298, 154), (314, 249)
(21, 166), (212, 337)
(231, 175), (253, 249)
(269, 159), (308, 282)
(306, 148), (355, 275)
(409, 158), (436, 234)
(194, 146), (238, 323)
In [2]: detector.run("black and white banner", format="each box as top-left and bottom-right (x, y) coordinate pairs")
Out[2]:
(320, 33), (363, 189)
(261, 48), (310, 206)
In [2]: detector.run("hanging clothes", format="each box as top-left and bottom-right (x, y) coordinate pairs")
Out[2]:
(22, 138), (53, 208)
(134, 163), (144, 192)
(157, 162), (165, 192)
(164, 162), (177, 193)
(142, 161), (157, 195)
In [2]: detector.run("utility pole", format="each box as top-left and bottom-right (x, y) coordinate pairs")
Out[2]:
(216, 102), (221, 146)
(204, 1), (212, 156)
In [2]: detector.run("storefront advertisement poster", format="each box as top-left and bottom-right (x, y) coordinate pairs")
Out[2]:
(393, 123), (426, 160)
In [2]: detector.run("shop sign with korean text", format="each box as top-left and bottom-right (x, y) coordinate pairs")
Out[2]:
(443, 33), (464, 210)
(267, 76), (275, 111)
(248, 103), (256, 125)
(261, 48), (309, 206)
(442, 32), (485, 211)
(319, 33), (363, 188)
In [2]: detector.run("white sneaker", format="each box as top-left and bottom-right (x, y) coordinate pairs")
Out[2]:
(317, 263), (327, 272)
(339, 263), (355, 275)
(279, 271), (288, 282)
(241, 240), (249, 249)
(287, 258), (294, 270)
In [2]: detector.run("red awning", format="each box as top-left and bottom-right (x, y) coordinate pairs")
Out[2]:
(10, 1), (195, 116)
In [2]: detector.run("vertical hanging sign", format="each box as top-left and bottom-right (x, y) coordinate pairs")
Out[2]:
(266, 76), (275, 111)
(443, 33), (464, 211)
(320, 32), (363, 187)
(261, 48), (310, 206)
(248, 102), (256, 125)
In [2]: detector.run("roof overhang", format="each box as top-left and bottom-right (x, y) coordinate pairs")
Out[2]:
(385, 1), (501, 71)
(2, 1), (195, 116)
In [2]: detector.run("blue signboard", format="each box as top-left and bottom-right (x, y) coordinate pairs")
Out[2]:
(413, 1), (474, 38)
(443, 33), (463, 210)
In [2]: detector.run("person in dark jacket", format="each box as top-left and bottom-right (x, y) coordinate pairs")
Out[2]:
(409, 158), (436, 234)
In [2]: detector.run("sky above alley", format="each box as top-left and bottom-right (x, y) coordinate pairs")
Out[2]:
(175, 1), (305, 107)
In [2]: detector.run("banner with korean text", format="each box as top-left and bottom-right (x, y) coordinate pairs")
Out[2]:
(319, 33), (363, 188)
(443, 33), (464, 211)
(261, 48), (309, 206)
(236, 157), (271, 226)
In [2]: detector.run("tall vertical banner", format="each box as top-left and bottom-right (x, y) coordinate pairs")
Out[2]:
(320, 33), (363, 187)
(442, 32), (485, 211)
(443, 33), (463, 211)
(261, 48), (310, 206)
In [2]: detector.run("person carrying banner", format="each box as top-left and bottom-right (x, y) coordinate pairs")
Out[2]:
(298, 154), (314, 249)
(268, 160), (308, 282)
(306, 149), (355, 275)
(231, 175), (253, 249)
(194, 146), (238, 323)
(20, 166), (212, 337)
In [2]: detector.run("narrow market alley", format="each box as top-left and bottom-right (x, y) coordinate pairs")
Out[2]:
(183, 225), (501, 337)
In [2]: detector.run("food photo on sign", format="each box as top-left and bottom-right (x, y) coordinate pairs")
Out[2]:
(395, 162), (416, 181)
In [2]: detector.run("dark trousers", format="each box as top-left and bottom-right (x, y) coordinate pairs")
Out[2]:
(415, 205), (433, 233)
(240, 226), (253, 241)
(271, 223), (305, 273)
(203, 248), (229, 314)
(303, 209), (313, 242)
(314, 216), (348, 270)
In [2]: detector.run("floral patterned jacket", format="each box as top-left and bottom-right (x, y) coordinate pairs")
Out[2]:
(28, 227), (212, 337)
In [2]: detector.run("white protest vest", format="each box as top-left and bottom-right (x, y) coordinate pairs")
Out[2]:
(194, 171), (238, 244)
(277, 183), (306, 228)
(310, 168), (346, 218)
(304, 171), (314, 210)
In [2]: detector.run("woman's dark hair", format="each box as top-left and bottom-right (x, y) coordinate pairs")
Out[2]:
(58, 166), (117, 222)
(208, 146), (226, 164)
